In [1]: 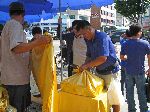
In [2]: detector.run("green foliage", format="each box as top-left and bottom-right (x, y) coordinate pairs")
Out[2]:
(0, 24), (3, 31)
(23, 21), (30, 29)
(115, 0), (150, 23)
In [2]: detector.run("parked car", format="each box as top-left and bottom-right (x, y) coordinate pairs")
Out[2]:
(110, 30), (126, 44)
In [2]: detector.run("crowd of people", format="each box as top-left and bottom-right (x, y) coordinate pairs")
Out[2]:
(0, 1), (150, 112)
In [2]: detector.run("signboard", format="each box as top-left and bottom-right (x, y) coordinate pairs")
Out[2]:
(90, 5), (101, 29)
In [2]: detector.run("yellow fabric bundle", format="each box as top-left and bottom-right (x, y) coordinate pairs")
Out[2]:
(61, 70), (104, 97)
(31, 40), (58, 112)
(58, 91), (108, 112)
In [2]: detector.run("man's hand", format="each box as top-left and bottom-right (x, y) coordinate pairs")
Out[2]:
(79, 64), (88, 72)
(146, 68), (150, 77)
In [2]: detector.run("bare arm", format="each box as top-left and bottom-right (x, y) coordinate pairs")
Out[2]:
(120, 54), (127, 61)
(12, 36), (51, 54)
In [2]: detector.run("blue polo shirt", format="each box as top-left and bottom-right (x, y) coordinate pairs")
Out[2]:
(120, 37), (128, 68)
(120, 39), (150, 75)
(86, 31), (119, 74)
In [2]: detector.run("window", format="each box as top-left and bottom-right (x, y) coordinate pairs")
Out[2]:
(107, 12), (109, 16)
(111, 6), (113, 10)
(104, 11), (105, 15)
(104, 19), (106, 23)
(101, 10), (103, 15)
(107, 19), (109, 23)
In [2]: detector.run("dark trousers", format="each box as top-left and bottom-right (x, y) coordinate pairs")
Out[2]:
(3, 84), (31, 112)
(120, 68), (126, 95)
(68, 65), (73, 77)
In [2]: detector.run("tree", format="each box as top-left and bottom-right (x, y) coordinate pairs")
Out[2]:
(23, 21), (30, 29)
(115, 0), (150, 23)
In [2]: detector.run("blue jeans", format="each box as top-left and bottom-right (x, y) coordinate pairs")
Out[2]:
(126, 74), (148, 112)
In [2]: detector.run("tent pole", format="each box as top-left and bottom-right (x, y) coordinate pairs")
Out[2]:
(59, 0), (63, 81)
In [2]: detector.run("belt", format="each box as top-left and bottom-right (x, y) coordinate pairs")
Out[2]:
(96, 62), (118, 75)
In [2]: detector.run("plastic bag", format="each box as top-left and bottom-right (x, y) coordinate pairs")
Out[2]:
(108, 79), (125, 105)
(61, 70), (104, 97)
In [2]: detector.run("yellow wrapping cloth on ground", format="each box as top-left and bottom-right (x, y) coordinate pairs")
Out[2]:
(58, 90), (108, 112)
(61, 70), (104, 97)
(59, 71), (108, 112)
(31, 42), (58, 112)
(0, 87), (8, 111)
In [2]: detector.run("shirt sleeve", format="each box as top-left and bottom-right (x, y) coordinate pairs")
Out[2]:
(9, 23), (24, 50)
(120, 43), (127, 55)
(96, 33), (109, 56)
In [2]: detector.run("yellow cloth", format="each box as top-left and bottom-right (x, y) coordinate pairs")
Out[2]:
(61, 70), (104, 97)
(31, 42), (58, 112)
(58, 90), (108, 112)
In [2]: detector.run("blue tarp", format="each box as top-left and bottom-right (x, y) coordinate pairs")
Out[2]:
(0, 0), (114, 23)
(0, 0), (53, 14)
(0, 11), (56, 23)
(48, 0), (114, 12)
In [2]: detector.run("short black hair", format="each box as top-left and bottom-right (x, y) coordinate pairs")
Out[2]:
(129, 24), (142, 36)
(72, 20), (82, 28)
(76, 20), (91, 31)
(32, 27), (42, 36)
(9, 2), (25, 16)
(125, 29), (131, 37)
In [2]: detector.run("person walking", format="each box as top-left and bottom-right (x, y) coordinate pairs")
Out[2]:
(120, 24), (150, 112)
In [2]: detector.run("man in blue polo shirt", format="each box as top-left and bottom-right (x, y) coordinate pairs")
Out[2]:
(76, 20), (120, 112)
(120, 24), (150, 112)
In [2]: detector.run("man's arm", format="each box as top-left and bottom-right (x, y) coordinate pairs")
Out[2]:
(146, 54), (150, 76)
(12, 36), (51, 54)
(81, 56), (107, 70)
(120, 54), (127, 61)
